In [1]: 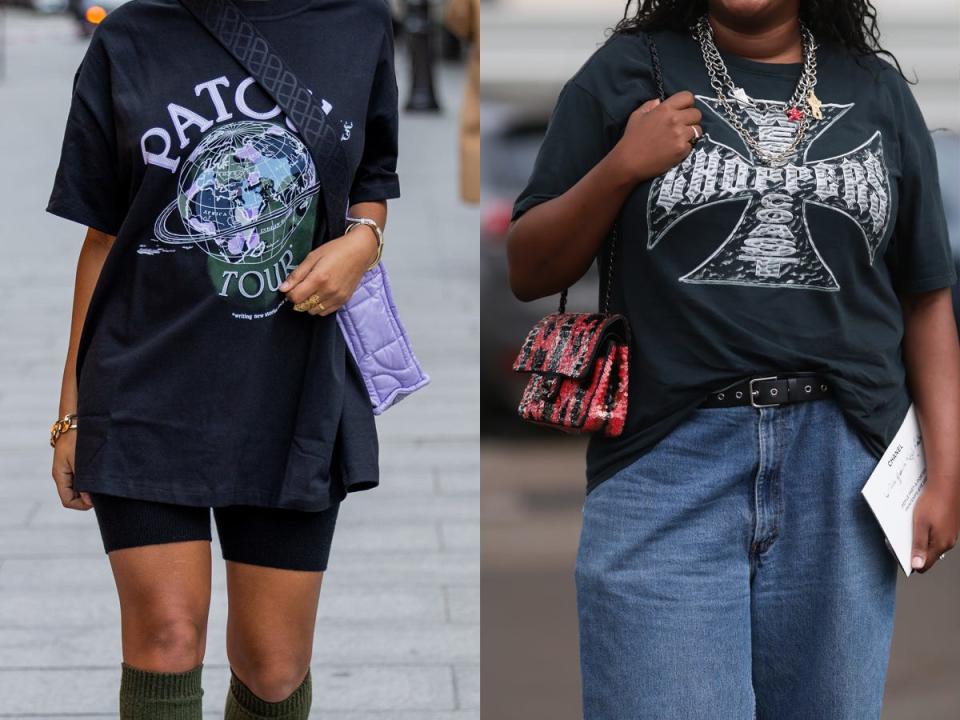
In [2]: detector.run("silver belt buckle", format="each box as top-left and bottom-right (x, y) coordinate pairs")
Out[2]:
(749, 376), (782, 408)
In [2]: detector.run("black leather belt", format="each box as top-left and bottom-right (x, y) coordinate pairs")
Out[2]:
(700, 373), (832, 409)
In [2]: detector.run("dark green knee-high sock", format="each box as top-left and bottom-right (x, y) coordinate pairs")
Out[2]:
(119, 662), (204, 719)
(224, 667), (312, 719)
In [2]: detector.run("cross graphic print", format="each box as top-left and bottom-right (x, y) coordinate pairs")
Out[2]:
(646, 97), (892, 291)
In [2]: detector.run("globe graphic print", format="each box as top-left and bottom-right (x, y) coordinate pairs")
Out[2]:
(155, 121), (319, 265)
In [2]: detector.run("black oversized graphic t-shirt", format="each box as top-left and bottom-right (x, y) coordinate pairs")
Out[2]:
(513, 30), (957, 492)
(47, 0), (400, 510)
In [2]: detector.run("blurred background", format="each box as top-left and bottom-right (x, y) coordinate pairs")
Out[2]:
(0, 0), (479, 717)
(480, 1), (960, 719)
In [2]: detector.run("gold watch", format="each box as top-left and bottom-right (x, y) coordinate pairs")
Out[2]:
(50, 412), (78, 448)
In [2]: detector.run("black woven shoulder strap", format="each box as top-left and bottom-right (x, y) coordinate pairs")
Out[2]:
(177, 0), (351, 240)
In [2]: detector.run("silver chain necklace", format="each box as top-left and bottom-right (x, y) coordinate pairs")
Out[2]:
(693, 15), (823, 167)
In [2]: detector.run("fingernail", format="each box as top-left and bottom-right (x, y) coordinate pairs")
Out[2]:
(279, 281), (290, 291)
(912, 555), (925, 569)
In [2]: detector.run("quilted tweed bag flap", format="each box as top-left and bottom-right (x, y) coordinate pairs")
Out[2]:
(513, 308), (631, 437)
(511, 33), (664, 437)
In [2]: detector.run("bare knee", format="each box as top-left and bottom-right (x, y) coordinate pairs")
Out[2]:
(230, 652), (310, 702)
(124, 615), (206, 671)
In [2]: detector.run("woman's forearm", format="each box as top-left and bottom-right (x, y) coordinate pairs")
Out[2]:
(902, 288), (960, 490)
(506, 147), (637, 302)
(59, 228), (115, 417)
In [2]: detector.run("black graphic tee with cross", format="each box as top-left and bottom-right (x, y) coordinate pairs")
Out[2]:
(513, 29), (956, 492)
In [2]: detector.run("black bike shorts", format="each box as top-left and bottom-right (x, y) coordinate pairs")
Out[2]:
(87, 492), (340, 572)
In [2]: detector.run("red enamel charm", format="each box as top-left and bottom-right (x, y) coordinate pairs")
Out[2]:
(786, 106), (804, 122)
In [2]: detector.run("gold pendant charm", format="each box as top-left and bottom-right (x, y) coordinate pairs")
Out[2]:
(807, 90), (823, 120)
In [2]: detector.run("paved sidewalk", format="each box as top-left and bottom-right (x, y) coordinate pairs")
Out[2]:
(0, 9), (478, 718)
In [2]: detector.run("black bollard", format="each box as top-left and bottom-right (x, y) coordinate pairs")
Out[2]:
(404, 0), (441, 112)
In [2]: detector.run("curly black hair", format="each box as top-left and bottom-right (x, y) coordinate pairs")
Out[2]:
(615, 0), (910, 80)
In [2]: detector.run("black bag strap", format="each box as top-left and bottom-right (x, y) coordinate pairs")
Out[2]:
(558, 32), (665, 315)
(177, 0), (351, 241)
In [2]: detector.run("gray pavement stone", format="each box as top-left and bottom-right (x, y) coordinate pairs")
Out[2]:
(0, 501), (39, 528)
(0, 552), (480, 589)
(453, 665), (481, 711)
(435, 467), (481, 496)
(0, 9), (479, 716)
(439, 521), (481, 552)
(0, 623), (481, 667)
(0, 584), (447, 627)
(444, 586), (481, 625)
(335, 494), (480, 522)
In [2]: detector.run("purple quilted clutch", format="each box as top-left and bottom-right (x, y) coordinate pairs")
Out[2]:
(337, 262), (430, 414)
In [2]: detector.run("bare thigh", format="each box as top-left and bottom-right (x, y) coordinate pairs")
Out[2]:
(225, 561), (324, 702)
(107, 540), (212, 671)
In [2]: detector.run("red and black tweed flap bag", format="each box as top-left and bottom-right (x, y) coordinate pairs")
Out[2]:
(513, 311), (630, 437)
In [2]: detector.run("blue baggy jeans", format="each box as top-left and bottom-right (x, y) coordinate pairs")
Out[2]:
(576, 398), (899, 719)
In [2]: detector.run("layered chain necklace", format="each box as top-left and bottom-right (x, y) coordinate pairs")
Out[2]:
(693, 15), (823, 167)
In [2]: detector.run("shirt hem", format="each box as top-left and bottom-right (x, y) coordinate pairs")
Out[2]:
(73, 475), (364, 512)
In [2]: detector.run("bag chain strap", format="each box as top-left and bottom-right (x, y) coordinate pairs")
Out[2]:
(557, 32), (664, 316)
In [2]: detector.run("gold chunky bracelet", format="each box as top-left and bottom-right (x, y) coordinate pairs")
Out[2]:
(50, 412), (78, 448)
(345, 217), (384, 271)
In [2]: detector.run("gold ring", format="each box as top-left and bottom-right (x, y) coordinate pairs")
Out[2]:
(293, 293), (322, 312)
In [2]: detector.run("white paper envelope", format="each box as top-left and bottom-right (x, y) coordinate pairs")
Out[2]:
(861, 404), (927, 577)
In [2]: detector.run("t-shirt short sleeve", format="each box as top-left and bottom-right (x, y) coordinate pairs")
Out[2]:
(884, 74), (958, 295)
(46, 31), (126, 237)
(349, 26), (401, 204)
(511, 81), (614, 222)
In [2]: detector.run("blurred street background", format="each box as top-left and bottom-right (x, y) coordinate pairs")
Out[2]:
(480, 1), (960, 719)
(0, 1), (479, 717)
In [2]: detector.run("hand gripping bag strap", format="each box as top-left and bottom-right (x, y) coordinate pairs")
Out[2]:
(178, 0), (429, 414)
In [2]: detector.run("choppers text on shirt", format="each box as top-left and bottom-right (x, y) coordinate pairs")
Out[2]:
(647, 98), (891, 291)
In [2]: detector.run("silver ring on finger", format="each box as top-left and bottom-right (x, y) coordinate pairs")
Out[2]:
(939, 552), (947, 561)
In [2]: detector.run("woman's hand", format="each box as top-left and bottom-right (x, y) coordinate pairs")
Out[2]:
(609, 91), (703, 184)
(279, 225), (379, 316)
(900, 288), (960, 573)
(51, 431), (93, 510)
(911, 478), (959, 573)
